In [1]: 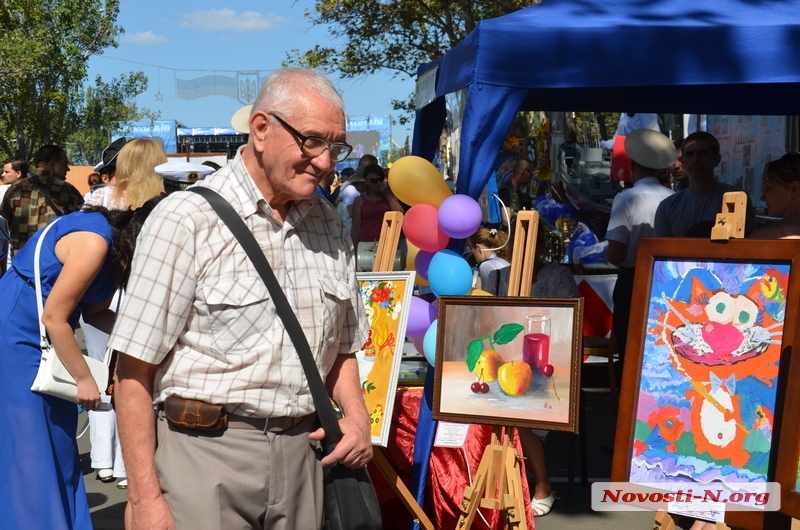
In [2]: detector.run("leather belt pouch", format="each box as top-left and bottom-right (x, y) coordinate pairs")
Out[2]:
(163, 395), (228, 431)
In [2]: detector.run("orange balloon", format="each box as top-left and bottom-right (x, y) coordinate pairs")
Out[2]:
(388, 156), (452, 208)
(469, 288), (493, 296)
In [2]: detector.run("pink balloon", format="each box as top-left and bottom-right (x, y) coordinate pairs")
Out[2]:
(403, 204), (449, 252)
(438, 194), (483, 239)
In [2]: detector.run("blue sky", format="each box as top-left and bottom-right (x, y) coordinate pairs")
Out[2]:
(87, 1), (417, 145)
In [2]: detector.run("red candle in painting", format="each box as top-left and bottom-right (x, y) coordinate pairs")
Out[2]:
(523, 333), (550, 373)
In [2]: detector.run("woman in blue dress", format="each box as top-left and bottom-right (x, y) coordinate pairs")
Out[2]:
(0, 198), (162, 529)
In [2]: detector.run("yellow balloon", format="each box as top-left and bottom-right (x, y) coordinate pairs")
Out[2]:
(388, 156), (452, 208)
(406, 240), (421, 271)
(469, 288), (493, 296)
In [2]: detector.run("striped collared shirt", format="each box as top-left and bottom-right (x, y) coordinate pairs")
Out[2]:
(108, 150), (369, 418)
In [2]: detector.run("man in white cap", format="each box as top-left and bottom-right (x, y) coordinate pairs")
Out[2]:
(606, 128), (676, 362)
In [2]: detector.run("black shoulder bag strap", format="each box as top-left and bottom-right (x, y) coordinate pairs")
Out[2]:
(186, 187), (343, 446)
(31, 175), (64, 217)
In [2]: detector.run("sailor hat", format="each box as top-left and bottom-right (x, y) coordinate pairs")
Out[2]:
(155, 161), (216, 191)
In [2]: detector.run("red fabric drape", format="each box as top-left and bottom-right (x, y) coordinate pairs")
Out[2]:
(367, 388), (535, 529)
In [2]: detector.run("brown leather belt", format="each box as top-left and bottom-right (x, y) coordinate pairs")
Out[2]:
(226, 412), (311, 432)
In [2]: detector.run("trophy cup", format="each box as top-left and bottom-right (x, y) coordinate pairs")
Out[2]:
(555, 217), (578, 264)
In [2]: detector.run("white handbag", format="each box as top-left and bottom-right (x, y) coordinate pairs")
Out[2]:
(29, 218), (110, 402)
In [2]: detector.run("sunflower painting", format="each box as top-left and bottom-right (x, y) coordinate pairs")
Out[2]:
(355, 271), (416, 447)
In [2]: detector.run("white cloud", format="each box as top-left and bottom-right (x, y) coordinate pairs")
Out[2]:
(179, 9), (287, 32)
(121, 31), (168, 44)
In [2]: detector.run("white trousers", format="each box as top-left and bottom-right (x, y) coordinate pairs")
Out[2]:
(80, 291), (126, 478)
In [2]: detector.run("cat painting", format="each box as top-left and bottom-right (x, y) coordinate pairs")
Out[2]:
(629, 260), (788, 484)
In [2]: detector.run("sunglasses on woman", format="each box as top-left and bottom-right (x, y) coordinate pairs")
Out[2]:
(368, 176), (385, 183)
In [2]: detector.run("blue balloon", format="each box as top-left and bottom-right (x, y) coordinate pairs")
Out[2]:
(428, 249), (473, 297)
(423, 319), (439, 366)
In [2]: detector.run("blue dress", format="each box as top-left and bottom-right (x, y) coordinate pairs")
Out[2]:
(0, 211), (115, 530)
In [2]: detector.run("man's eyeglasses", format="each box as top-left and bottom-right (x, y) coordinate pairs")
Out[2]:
(368, 176), (385, 183)
(269, 113), (353, 162)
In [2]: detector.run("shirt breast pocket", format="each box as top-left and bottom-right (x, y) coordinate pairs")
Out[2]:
(203, 278), (270, 353)
(318, 276), (351, 349)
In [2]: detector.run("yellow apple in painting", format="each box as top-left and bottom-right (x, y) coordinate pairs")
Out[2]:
(497, 361), (533, 396)
(473, 350), (504, 382)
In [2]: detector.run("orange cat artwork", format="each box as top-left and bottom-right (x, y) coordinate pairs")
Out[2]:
(631, 261), (788, 483)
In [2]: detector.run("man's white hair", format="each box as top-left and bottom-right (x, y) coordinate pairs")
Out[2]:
(251, 68), (344, 119)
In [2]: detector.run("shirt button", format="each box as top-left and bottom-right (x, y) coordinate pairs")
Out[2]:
(287, 267), (293, 273)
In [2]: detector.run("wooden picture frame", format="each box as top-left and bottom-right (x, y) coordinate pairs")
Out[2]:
(355, 271), (416, 447)
(611, 238), (800, 529)
(776, 305), (800, 518)
(433, 296), (583, 433)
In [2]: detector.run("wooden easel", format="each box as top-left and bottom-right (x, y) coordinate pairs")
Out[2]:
(455, 211), (539, 530)
(653, 192), (749, 530)
(370, 211), (435, 530)
(456, 426), (528, 530)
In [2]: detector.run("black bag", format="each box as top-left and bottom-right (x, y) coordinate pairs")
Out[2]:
(188, 187), (382, 530)
(322, 442), (383, 530)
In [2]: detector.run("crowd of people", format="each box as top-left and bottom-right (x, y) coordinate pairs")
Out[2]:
(1, 66), (800, 530)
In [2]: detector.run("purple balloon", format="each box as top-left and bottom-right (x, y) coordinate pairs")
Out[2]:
(406, 296), (436, 337)
(414, 250), (435, 281)
(438, 194), (483, 239)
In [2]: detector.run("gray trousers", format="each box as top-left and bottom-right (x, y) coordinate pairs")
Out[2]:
(154, 413), (323, 530)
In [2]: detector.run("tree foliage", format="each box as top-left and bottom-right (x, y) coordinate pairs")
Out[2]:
(0, 0), (124, 161)
(68, 72), (160, 165)
(287, 0), (541, 121)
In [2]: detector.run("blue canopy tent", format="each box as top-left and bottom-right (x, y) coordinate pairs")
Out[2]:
(412, 0), (800, 200)
(407, 2), (800, 525)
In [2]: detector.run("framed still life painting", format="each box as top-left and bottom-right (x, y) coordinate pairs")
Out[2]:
(432, 296), (583, 433)
(355, 271), (416, 447)
(611, 238), (800, 529)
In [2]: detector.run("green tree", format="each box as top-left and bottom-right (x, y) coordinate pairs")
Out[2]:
(67, 72), (160, 165)
(286, 0), (541, 123)
(0, 0), (122, 161)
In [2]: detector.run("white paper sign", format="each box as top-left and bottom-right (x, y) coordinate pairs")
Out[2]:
(433, 421), (470, 448)
(415, 66), (438, 110)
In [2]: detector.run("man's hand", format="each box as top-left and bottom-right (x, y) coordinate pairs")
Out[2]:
(309, 411), (373, 468)
(129, 495), (176, 530)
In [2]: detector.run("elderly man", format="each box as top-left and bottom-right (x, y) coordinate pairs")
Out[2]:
(606, 129), (676, 362)
(110, 69), (371, 530)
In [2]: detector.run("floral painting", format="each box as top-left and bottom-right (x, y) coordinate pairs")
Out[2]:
(629, 259), (789, 485)
(355, 271), (415, 447)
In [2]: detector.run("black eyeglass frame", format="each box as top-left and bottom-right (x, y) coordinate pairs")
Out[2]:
(367, 176), (386, 183)
(268, 113), (353, 162)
